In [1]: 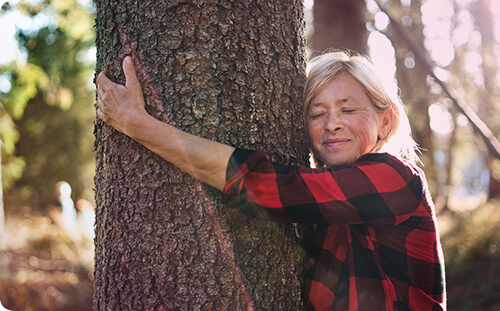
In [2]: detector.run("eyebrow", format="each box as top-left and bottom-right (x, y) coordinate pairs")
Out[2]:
(310, 96), (353, 107)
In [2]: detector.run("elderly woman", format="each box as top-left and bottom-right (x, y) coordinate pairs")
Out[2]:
(97, 51), (446, 310)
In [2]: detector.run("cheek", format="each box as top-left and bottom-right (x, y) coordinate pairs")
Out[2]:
(348, 117), (379, 146)
(360, 123), (381, 149)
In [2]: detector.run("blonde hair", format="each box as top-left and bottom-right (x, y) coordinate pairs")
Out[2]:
(304, 50), (419, 166)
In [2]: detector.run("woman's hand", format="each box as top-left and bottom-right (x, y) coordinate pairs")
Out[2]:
(95, 56), (234, 191)
(96, 56), (149, 137)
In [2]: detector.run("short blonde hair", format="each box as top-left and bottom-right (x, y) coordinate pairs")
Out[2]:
(304, 50), (419, 166)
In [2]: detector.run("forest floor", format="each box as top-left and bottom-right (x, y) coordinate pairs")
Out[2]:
(438, 198), (500, 311)
(0, 212), (93, 311)
(0, 198), (499, 311)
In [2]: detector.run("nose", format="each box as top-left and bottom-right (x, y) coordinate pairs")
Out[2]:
(325, 113), (343, 133)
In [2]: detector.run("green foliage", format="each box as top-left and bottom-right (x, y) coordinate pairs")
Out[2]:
(0, 0), (96, 211)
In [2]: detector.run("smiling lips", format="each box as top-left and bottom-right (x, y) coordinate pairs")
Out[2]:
(323, 138), (350, 147)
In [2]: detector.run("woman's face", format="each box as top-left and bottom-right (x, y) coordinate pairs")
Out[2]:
(306, 72), (391, 167)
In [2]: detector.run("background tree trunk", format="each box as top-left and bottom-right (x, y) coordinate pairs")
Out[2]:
(386, 0), (438, 195)
(311, 0), (368, 56)
(93, 1), (310, 310)
(471, 0), (500, 198)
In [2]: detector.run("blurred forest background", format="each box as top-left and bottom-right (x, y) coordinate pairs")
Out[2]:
(0, 0), (499, 310)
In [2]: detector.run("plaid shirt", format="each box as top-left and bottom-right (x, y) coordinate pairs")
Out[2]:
(224, 148), (446, 311)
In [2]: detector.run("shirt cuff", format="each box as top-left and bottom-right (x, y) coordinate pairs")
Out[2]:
(223, 147), (268, 200)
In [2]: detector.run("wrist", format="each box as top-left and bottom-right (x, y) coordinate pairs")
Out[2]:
(124, 111), (155, 139)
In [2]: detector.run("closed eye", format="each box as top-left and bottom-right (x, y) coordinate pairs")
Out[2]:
(339, 98), (356, 113)
(310, 113), (325, 119)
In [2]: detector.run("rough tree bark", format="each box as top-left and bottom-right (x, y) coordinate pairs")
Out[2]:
(311, 0), (368, 56)
(93, 0), (310, 310)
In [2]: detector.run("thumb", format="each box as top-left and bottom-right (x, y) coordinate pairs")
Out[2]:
(123, 56), (139, 89)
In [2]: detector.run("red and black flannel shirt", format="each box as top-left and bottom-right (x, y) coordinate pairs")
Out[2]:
(224, 148), (446, 311)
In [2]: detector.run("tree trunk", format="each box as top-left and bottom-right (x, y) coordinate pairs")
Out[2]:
(311, 0), (368, 56)
(471, 0), (500, 198)
(93, 1), (309, 310)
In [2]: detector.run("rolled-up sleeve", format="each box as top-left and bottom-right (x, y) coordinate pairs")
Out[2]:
(223, 148), (294, 222)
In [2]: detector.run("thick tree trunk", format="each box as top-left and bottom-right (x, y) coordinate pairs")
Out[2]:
(94, 1), (309, 310)
(311, 0), (368, 56)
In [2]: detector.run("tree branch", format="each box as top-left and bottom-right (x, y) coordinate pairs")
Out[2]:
(373, 0), (500, 160)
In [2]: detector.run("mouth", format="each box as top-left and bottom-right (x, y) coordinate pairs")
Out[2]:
(323, 138), (350, 147)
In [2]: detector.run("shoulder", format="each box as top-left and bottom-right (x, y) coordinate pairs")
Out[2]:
(348, 153), (425, 198)
(355, 153), (422, 177)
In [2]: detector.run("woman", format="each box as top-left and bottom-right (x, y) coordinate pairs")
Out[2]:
(97, 51), (446, 310)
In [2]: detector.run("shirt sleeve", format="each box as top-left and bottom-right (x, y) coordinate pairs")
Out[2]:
(223, 148), (424, 225)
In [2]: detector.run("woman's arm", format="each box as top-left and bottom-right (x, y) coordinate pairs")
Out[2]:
(96, 56), (234, 191)
(225, 150), (424, 225)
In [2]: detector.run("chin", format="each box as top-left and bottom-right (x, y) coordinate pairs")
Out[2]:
(324, 158), (354, 168)
(312, 149), (359, 168)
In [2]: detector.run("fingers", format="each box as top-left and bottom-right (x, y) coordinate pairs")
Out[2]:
(96, 86), (111, 124)
(123, 56), (140, 89)
(97, 83), (105, 98)
(96, 70), (112, 91)
(95, 56), (144, 130)
(96, 107), (106, 122)
(96, 95), (107, 121)
(96, 85), (106, 112)
(96, 56), (139, 91)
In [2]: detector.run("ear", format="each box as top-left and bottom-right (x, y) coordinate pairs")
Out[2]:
(378, 109), (393, 140)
